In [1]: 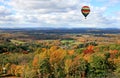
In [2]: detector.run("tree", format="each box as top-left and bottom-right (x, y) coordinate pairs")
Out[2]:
(87, 55), (109, 77)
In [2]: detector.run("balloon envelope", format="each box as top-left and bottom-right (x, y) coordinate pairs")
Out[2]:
(81, 6), (90, 19)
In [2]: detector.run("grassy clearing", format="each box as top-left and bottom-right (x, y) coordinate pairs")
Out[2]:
(10, 40), (26, 44)
(61, 40), (75, 43)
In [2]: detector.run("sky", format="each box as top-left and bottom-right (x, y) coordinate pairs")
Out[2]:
(0, 0), (120, 28)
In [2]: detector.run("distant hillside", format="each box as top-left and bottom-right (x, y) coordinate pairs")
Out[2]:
(0, 28), (120, 34)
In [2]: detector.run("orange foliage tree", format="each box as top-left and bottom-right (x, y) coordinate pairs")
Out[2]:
(83, 45), (94, 54)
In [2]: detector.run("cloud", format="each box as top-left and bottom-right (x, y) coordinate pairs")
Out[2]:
(0, 0), (120, 28)
(0, 5), (12, 16)
(7, 0), (79, 14)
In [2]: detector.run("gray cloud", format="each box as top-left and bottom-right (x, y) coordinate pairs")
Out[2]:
(0, 6), (12, 16)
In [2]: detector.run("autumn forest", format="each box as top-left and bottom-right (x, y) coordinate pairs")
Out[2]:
(0, 28), (120, 78)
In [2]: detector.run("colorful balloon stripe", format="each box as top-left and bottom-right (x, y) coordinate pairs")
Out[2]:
(81, 10), (90, 12)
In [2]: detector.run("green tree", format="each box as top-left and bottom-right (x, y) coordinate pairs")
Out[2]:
(87, 55), (109, 77)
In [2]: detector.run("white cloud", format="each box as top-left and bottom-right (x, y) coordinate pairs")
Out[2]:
(0, 0), (120, 28)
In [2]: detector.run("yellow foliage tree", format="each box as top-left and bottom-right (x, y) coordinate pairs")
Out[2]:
(10, 64), (17, 76)
(49, 49), (66, 65)
(15, 65), (24, 77)
(50, 46), (58, 52)
(32, 55), (39, 68)
(68, 50), (74, 56)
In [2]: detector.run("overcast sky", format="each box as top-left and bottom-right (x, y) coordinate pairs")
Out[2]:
(0, 0), (120, 28)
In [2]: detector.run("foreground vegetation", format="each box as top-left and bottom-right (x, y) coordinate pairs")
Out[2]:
(0, 42), (120, 78)
(0, 30), (120, 78)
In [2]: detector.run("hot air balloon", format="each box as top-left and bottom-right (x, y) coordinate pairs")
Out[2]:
(81, 6), (90, 19)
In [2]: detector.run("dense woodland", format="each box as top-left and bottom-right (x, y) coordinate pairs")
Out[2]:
(0, 29), (120, 78)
